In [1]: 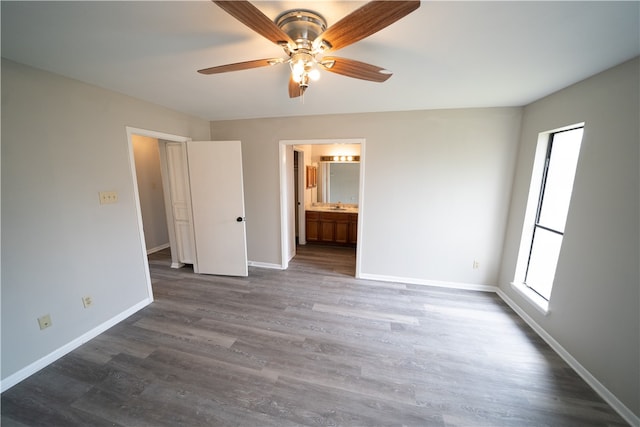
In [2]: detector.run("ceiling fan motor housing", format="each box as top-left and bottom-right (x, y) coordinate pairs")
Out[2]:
(276, 10), (327, 52)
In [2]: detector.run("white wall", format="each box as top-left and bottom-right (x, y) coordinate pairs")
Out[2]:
(211, 107), (522, 286)
(499, 58), (639, 419)
(1, 59), (210, 385)
(132, 135), (169, 253)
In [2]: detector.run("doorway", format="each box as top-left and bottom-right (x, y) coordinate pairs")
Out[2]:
(131, 134), (171, 258)
(130, 135), (198, 271)
(279, 138), (365, 277)
(126, 127), (195, 300)
(128, 129), (249, 287)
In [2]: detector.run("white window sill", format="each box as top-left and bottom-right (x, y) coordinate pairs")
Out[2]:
(510, 282), (550, 315)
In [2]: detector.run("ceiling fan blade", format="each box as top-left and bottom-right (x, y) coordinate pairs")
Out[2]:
(288, 76), (303, 98)
(317, 1), (420, 52)
(198, 58), (284, 75)
(213, 1), (294, 46)
(320, 57), (393, 82)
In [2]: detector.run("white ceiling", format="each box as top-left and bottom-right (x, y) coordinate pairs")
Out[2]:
(2, 1), (639, 121)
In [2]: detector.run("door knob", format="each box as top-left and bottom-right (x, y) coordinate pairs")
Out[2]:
(236, 217), (245, 222)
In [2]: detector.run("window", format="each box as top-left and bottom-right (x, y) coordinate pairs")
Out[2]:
(517, 126), (584, 305)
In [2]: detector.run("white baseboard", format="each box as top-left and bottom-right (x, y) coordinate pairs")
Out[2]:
(0, 298), (153, 393)
(147, 243), (170, 255)
(358, 272), (498, 293)
(497, 289), (639, 427)
(247, 260), (285, 270)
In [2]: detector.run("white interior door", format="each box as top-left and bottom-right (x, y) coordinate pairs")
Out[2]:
(187, 140), (248, 277)
(164, 143), (196, 266)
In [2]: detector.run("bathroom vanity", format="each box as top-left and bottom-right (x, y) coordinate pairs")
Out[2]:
(305, 206), (358, 246)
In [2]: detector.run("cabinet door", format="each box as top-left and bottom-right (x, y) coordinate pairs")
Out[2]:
(335, 220), (349, 243)
(306, 219), (319, 241)
(320, 221), (336, 242)
(306, 212), (319, 241)
(348, 214), (358, 244)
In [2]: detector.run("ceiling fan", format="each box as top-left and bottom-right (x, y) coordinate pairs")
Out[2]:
(198, 0), (421, 98)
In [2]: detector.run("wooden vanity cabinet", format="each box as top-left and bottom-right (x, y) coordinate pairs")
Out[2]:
(306, 211), (357, 246)
(306, 212), (320, 241)
(348, 214), (358, 244)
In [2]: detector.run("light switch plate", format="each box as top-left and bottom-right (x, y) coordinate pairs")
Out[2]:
(82, 296), (93, 308)
(99, 191), (118, 204)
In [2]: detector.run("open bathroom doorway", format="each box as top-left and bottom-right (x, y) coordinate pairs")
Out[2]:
(279, 138), (365, 278)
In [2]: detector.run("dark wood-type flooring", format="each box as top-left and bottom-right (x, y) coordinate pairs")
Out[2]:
(2, 245), (628, 426)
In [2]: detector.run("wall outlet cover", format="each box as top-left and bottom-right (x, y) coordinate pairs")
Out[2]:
(38, 314), (52, 330)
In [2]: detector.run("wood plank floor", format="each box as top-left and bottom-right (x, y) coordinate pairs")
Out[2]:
(2, 245), (628, 426)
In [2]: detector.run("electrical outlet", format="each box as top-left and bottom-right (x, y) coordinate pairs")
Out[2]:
(473, 260), (480, 269)
(38, 314), (52, 330)
(82, 296), (93, 308)
(99, 191), (118, 204)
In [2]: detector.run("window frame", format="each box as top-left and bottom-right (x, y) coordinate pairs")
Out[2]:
(512, 123), (584, 313)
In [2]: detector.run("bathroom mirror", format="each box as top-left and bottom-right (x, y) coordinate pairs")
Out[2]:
(317, 162), (360, 204)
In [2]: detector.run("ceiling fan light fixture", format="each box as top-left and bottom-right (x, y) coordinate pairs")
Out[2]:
(289, 51), (318, 84)
(292, 59), (305, 75)
(308, 67), (321, 81)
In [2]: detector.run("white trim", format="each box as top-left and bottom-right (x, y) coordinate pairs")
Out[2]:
(278, 143), (290, 270)
(497, 289), (640, 427)
(0, 298), (152, 393)
(510, 281), (549, 315)
(358, 273), (498, 293)
(170, 262), (185, 269)
(248, 260), (285, 270)
(125, 127), (191, 143)
(294, 148), (307, 246)
(354, 141), (366, 279)
(146, 243), (170, 255)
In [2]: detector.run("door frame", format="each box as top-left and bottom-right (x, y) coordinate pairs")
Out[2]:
(126, 126), (194, 300)
(294, 148), (306, 246)
(278, 138), (366, 277)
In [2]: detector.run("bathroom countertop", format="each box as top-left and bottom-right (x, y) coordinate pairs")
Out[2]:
(306, 205), (359, 213)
